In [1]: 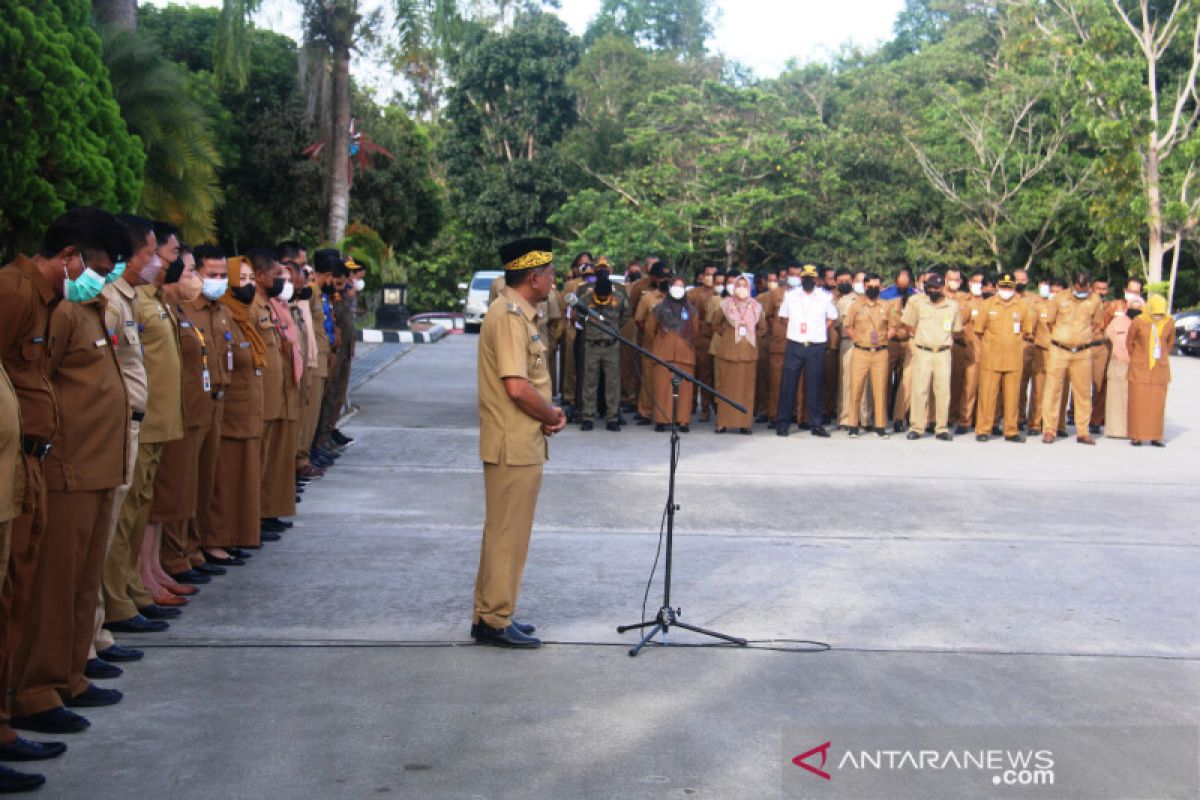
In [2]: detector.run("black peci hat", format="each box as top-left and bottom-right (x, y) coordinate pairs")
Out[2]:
(499, 237), (554, 280)
(313, 248), (344, 274)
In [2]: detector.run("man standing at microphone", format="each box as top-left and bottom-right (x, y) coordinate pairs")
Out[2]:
(471, 238), (567, 649)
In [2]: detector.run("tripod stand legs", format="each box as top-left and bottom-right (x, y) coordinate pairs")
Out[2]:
(618, 607), (748, 657)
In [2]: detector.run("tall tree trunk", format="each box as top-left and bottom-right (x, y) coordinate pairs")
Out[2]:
(328, 43), (352, 244)
(1145, 143), (1165, 285)
(93, 0), (137, 30)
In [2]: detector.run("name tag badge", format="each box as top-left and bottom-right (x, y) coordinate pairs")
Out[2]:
(239, 341), (250, 349)
(1013, 321), (1021, 334)
(681, 309), (689, 320)
(227, 350), (234, 371)
(943, 317), (952, 332)
(159, 311), (169, 319)
(255, 368), (263, 377)
(870, 330), (879, 345)
(1153, 343), (1162, 360)
(738, 325), (748, 338)
(800, 322), (808, 335)
(971, 309), (979, 317)
(125, 320), (135, 327)
(180, 321), (192, 328)
(94, 338), (108, 348)
(202, 369), (212, 393)
(31, 336), (44, 344)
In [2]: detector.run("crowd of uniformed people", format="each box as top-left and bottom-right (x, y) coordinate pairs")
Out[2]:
(0, 208), (362, 794)
(526, 253), (1176, 447)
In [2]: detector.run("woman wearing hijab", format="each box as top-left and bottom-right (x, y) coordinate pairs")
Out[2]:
(713, 273), (764, 434)
(1103, 294), (1143, 439)
(644, 274), (699, 432)
(207, 256), (266, 551)
(1126, 294), (1175, 447)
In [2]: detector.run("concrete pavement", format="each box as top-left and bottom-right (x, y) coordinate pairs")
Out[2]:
(33, 335), (1200, 798)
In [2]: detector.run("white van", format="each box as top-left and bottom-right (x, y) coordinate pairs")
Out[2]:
(460, 270), (503, 332)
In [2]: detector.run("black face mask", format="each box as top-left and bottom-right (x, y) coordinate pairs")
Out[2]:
(1015, 282), (1028, 293)
(266, 277), (286, 298)
(837, 282), (852, 295)
(321, 283), (335, 295)
(627, 272), (642, 283)
(801, 277), (816, 291)
(1127, 307), (1142, 319)
(231, 284), (255, 305)
(865, 286), (880, 300)
(983, 289), (995, 299)
(927, 291), (943, 303)
(298, 285), (313, 300)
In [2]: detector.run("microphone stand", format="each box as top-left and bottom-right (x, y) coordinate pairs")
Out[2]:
(569, 296), (749, 657)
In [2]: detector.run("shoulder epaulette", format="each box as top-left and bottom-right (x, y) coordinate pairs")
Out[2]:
(507, 302), (522, 315)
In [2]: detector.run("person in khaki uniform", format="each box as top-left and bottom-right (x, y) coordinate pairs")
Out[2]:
(761, 264), (796, 426)
(835, 271), (870, 429)
(712, 274), (764, 434)
(1126, 295), (1175, 446)
(974, 274), (1027, 442)
(644, 274), (699, 431)
(902, 273), (962, 440)
(633, 262), (666, 423)
(207, 257), (266, 551)
(686, 265), (717, 420)
(845, 273), (892, 437)
(13, 245), (129, 727)
(944, 267), (969, 427)
(1040, 271), (1104, 445)
(471, 238), (566, 649)
(619, 261), (647, 408)
(1012, 268), (1037, 429)
(560, 254), (591, 416)
(1087, 277), (1112, 433)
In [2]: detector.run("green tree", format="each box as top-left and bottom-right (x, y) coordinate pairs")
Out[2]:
(0, 0), (144, 258)
(584, 0), (713, 59)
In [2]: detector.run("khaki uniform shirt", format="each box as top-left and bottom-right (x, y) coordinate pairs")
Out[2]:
(686, 285), (715, 349)
(44, 298), (128, 491)
(478, 287), (551, 466)
(760, 286), (789, 355)
(902, 295), (962, 350)
(310, 293), (332, 379)
(135, 285), (184, 444)
(975, 295), (1026, 372)
(834, 292), (859, 342)
(221, 319), (264, 441)
(102, 277), (147, 415)
(1044, 290), (1104, 348)
(175, 297), (231, 427)
(252, 293), (286, 421)
(844, 297), (890, 348)
(0, 364), (24, 522)
(704, 294), (725, 356)
(0, 256), (59, 442)
(634, 290), (664, 335)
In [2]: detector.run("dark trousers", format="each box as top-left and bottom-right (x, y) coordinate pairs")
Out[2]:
(776, 340), (825, 430)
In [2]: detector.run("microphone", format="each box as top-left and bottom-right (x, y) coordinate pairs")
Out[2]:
(565, 292), (603, 322)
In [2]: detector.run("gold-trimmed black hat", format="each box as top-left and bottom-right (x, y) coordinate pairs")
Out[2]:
(998, 273), (1016, 288)
(499, 237), (554, 278)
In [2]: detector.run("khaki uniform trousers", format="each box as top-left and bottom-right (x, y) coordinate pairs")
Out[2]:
(93, 420), (140, 654)
(1042, 346), (1092, 434)
(755, 347), (771, 417)
(976, 368), (1022, 437)
(909, 348), (952, 434)
(1104, 358), (1129, 439)
(160, 408), (218, 575)
(102, 441), (163, 622)
(562, 326), (578, 406)
(889, 341), (913, 423)
(694, 348), (714, 414)
(949, 342), (968, 426)
(637, 352), (656, 419)
(188, 401), (224, 561)
(1018, 343), (1035, 426)
(581, 340), (620, 421)
(260, 417), (298, 519)
(296, 368), (323, 468)
(837, 339), (874, 427)
(473, 462), (543, 629)
(849, 347), (889, 429)
(619, 321), (639, 405)
(1, 458), (46, 731)
(13, 489), (114, 715)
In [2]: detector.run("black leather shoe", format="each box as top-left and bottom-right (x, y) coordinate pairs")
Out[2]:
(654, 424), (666, 432)
(0, 737), (66, 762)
(103, 614), (168, 634)
(84, 658), (122, 680)
(0, 765), (44, 793)
(847, 427), (861, 438)
(11, 707), (90, 735)
(906, 431), (921, 440)
(893, 421), (905, 433)
(1151, 440), (1165, 447)
(936, 432), (953, 441)
(260, 518), (286, 532)
(580, 420), (593, 431)
(605, 421), (620, 432)
(1088, 424), (1102, 435)
(1005, 435), (1025, 443)
(754, 414), (769, 424)
(193, 563), (226, 576)
(954, 425), (971, 435)
(204, 552), (245, 566)
(680, 425), (691, 433)
(875, 428), (890, 438)
(138, 604), (181, 620)
(259, 530), (282, 542)
(228, 548), (253, 559)
(96, 644), (143, 663)
(991, 426), (1002, 436)
(738, 427), (752, 435)
(472, 622), (541, 649)
(811, 426), (830, 438)
(512, 619), (536, 635)
(64, 684), (122, 708)
(170, 569), (211, 585)
(775, 426), (789, 437)
(975, 434), (989, 442)
(331, 429), (354, 446)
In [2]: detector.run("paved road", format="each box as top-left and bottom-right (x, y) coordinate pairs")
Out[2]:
(38, 335), (1200, 798)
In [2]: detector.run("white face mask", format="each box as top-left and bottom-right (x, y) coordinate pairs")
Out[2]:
(715, 285), (726, 296)
(353, 278), (366, 292)
(969, 283), (983, 297)
(201, 277), (228, 301)
(280, 279), (295, 303)
(1039, 284), (1051, 299)
(767, 280), (778, 291)
(734, 286), (750, 300)
(1125, 291), (1140, 303)
(998, 288), (1015, 301)
(668, 285), (686, 300)
(947, 279), (961, 291)
(852, 282), (865, 295)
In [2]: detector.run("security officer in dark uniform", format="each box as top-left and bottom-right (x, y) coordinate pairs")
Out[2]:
(577, 272), (629, 431)
(471, 238), (566, 649)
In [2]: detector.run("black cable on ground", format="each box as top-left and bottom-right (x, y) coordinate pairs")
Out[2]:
(133, 638), (833, 653)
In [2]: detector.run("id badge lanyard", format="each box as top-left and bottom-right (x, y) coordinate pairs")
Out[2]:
(180, 307), (212, 393)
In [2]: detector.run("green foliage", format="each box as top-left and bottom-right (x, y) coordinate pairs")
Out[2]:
(584, 0), (713, 59)
(101, 26), (224, 244)
(0, 0), (143, 259)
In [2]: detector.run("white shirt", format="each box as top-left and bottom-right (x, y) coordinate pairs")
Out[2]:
(779, 287), (838, 343)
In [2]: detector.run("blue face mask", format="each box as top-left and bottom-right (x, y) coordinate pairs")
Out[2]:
(63, 258), (106, 303)
(104, 260), (126, 284)
(1074, 290), (1089, 299)
(202, 278), (228, 301)
(787, 276), (801, 289)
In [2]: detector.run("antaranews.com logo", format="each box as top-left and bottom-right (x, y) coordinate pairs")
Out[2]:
(792, 740), (1055, 787)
